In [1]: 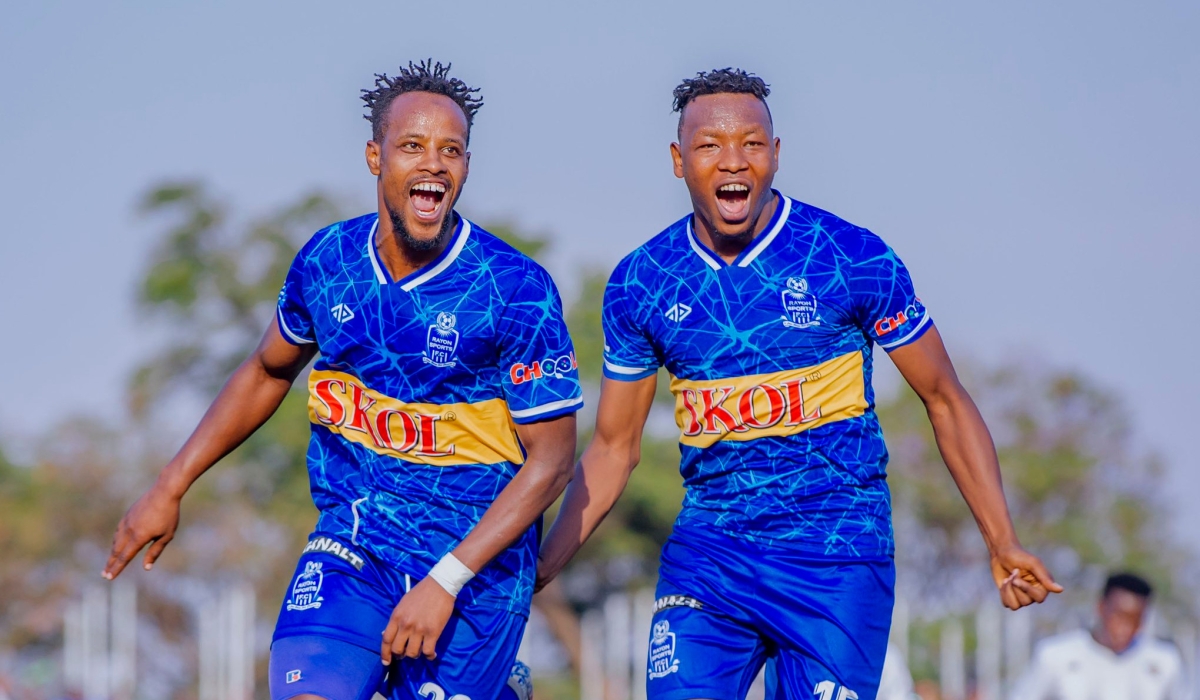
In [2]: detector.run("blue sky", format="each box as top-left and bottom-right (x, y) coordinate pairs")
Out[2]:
(2, 1), (1198, 545)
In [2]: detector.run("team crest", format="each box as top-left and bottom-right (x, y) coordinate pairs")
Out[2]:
(423, 312), (460, 368)
(781, 277), (821, 329)
(647, 619), (680, 680)
(285, 561), (325, 611)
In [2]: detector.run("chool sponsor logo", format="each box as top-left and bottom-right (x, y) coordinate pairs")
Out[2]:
(873, 300), (926, 338)
(509, 352), (577, 385)
(307, 370), (524, 467)
(669, 351), (868, 448)
(285, 561), (325, 611)
(652, 595), (704, 614)
(647, 620), (680, 680)
(302, 536), (365, 571)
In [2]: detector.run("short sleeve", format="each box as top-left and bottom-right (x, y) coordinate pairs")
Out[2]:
(497, 268), (584, 424)
(850, 232), (933, 352)
(276, 248), (316, 346)
(601, 261), (661, 381)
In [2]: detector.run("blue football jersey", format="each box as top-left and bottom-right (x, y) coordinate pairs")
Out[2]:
(602, 193), (931, 557)
(277, 213), (583, 613)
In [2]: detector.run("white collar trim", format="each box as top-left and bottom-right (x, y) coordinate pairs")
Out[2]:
(736, 195), (792, 268)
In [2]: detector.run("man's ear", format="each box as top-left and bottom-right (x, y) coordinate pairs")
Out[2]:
(670, 142), (684, 179)
(366, 140), (382, 177)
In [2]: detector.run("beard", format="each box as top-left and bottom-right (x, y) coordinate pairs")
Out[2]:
(386, 200), (457, 254)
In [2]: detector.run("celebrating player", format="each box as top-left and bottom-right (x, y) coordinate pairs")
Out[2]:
(536, 68), (1062, 699)
(104, 61), (581, 700)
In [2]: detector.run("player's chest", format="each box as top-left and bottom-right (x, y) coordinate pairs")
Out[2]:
(310, 281), (501, 372)
(647, 264), (861, 371)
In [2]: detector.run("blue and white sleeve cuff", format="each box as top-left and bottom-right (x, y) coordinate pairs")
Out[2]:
(602, 360), (658, 382)
(878, 314), (933, 351)
(277, 307), (316, 346)
(509, 395), (584, 424)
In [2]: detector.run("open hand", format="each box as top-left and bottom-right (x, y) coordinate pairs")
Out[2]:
(103, 485), (182, 580)
(990, 545), (1063, 610)
(381, 576), (455, 664)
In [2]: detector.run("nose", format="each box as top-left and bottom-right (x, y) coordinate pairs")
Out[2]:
(416, 145), (448, 175)
(716, 143), (749, 174)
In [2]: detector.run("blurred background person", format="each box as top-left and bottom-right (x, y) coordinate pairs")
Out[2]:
(1009, 572), (1187, 700)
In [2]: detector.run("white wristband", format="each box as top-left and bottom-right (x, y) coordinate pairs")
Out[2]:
(428, 553), (475, 597)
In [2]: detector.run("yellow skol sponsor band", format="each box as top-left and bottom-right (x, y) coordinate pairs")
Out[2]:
(670, 350), (868, 448)
(307, 369), (524, 467)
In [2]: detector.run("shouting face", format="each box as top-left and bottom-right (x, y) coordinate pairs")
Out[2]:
(672, 92), (780, 246)
(366, 91), (471, 253)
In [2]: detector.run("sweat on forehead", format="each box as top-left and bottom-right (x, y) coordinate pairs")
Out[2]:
(677, 93), (774, 141)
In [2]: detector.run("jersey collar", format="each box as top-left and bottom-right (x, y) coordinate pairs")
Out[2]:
(365, 213), (471, 291)
(685, 192), (793, 270)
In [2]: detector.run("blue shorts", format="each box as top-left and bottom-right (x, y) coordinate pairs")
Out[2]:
(269, 534), (527, 700)
(646, 527), (895, 700)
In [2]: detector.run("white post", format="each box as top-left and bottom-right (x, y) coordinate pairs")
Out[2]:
(975, 603), (1002, 700)
(63, 601), (83, 695)
(110, 577), (137, 700)
(630, 589), (654, 700)
(82, 585), (110, 700)
(940, 617), (965, 700)
(580, 610), (605, 700)
(892, 596), (910, 660)
(226, 584), (255, 700)
(604, 594), (631, 700)
(1003, 606), (1032, 694)
(198, 592), (219, 700)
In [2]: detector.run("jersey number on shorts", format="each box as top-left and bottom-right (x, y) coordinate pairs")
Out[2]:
(813, 680), (858, 700)
(419, 681), (470, 700)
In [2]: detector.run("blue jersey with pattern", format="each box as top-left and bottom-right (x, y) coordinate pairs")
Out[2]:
(602, 193), (931, 558)
(277, 212), (583, 612)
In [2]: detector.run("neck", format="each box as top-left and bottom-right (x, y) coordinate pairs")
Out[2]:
(375, 211), (457, 282)
(692, 191), (780, 264)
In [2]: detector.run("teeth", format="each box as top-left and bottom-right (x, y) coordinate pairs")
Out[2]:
(412, 182), (446, 194)
(718, 184), (749, 192)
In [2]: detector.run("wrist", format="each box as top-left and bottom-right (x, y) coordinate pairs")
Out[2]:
(428, 553), (475, 598)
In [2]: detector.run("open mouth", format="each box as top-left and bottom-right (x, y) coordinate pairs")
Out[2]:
(715, 183), (751, 221)
(409, 181), (447, 222)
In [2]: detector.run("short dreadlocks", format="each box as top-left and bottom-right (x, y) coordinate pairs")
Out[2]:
(361, 60), (483, 143)
(672, 68), (771, 137)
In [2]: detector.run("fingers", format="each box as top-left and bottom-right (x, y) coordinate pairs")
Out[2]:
(103, 523), (143, 580)
(1024, 557), (1064, 594)
(381, 618), (399, 665)
(420, 633), (438, 660)
(142, 534), (173, 571)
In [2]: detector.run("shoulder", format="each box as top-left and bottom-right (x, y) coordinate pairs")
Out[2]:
(609, 214), (691, 288)
(1137, 637), (1184, 670)
(783, 196), (893, 261)
(298, 212), (377, 264)
(465, 219), (558, 294)
(1032, 629), (1094, 662)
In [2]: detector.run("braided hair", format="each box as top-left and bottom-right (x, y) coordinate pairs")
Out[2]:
(361, 60), (483, 143)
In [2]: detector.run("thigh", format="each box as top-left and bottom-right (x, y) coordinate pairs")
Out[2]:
(645, 596), (767, 700)
(383, 605), (527, 700)
(269, 635), (385, 700)
(273, 536), (398, 651)
(758, 556), (895, 700)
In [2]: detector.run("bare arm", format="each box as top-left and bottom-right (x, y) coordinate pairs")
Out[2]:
(535, 375), (658, 590)
(382, 412), (578, 662)
(103, 319), (315, 579)
(889, 327), (1062, 609)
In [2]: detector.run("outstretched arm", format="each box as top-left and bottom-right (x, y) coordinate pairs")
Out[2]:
(381, 412), (578, 663)
(103, 319), (315, 579)
(535, 374), (659, 590)
(888, 327), (1063, 609)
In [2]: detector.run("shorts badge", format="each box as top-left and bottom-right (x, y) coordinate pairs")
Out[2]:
(285, 561), (325, 611)
(285, 669), (302, 684)
(647, 619), (680, 680)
